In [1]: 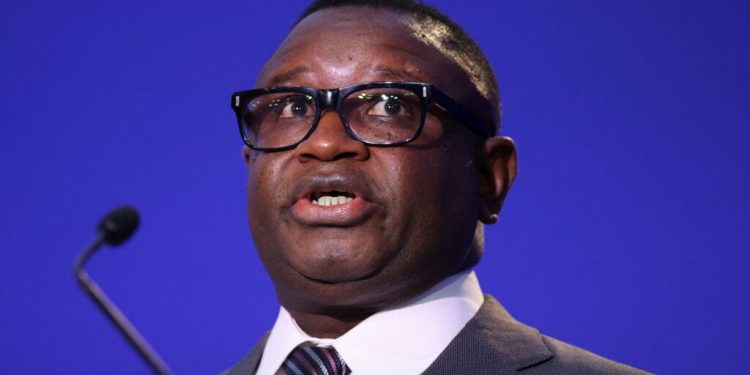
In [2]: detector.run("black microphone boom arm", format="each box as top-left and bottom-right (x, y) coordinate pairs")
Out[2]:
(74, 207), (173, 375)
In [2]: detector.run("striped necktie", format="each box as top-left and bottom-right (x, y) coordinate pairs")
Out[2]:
(280, 343), (351, 375)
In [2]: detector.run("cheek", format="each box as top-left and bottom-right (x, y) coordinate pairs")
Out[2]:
(245, 156), (299, 276)
(405, 144), (476, 196)
(390, 145), (478, 230)
(246, 156), (285, 236)
(247, 154), (286, 201)
(246, 160), (266, 214)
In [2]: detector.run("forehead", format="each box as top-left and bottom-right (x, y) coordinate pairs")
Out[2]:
(256, 7), (472, 96)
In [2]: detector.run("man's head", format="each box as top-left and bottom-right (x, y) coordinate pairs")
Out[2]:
(238, 0), (516, 331)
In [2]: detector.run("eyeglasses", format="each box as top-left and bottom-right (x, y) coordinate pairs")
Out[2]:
(231, 81), (492, 152)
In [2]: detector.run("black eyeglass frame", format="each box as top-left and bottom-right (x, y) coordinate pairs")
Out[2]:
(230, 81), (493, 152)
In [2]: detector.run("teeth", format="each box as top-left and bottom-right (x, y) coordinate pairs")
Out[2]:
(312, 195), (354, 206)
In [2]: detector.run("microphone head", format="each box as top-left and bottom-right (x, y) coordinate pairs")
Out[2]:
(97, 206), (140, 246)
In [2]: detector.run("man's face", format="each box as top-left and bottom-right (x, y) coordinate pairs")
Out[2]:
(244, 7), (503, 315)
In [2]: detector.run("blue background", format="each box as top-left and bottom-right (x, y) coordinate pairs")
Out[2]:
(2, 1), (748, 373)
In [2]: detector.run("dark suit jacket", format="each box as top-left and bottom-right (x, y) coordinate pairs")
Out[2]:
(225, 296), (650, 374)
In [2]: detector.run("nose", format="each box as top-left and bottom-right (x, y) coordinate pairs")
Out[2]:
(294, 110), (369, 162)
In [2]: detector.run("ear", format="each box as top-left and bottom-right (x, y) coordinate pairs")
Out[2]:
(477, 136), (517, 224)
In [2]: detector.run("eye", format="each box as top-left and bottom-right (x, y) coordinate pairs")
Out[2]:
(367, 94), (407, 117)
(279, 95), (314, 118)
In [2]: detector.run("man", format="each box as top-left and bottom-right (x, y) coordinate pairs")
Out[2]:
(227, 1), (649, 374)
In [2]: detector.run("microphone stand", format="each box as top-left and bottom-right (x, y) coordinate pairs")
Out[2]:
(74, 231), (173, 375)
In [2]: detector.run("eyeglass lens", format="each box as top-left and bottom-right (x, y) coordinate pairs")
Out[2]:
(241, 87), (423, 149)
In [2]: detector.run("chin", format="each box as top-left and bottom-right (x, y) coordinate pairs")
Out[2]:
(282, 238), (392, 284)
(292, 257), (386, 285)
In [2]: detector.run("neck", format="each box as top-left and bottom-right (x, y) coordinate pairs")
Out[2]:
(287, 308), (372, 338)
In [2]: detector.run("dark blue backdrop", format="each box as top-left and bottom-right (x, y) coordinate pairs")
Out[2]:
(2, 1), (748, 374)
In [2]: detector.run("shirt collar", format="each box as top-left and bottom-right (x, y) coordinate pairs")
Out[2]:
(255, 270), (484, 375)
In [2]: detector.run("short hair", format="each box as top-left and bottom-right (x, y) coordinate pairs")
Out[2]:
(295, 0), (502, 133)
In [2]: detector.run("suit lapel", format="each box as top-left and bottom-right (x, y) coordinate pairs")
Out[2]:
(423, 295), (554, 374)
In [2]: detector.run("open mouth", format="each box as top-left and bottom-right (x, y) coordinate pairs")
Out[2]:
(290, 178), (375, 226)
(310, 190), (356, 206)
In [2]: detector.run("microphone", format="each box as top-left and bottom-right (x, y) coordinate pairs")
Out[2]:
(97, 205), (140, 246)
(74, 206), (173, 375)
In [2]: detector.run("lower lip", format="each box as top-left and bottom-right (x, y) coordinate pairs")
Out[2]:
(290, 196), (376, 226)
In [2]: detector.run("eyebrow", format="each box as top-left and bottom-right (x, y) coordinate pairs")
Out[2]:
(372, 65), (427, 82)
(264, 65), (427, 88)
(266, 66), (313, 87)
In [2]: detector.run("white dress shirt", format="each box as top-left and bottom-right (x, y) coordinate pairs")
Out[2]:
(255, 270), (484, 375)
